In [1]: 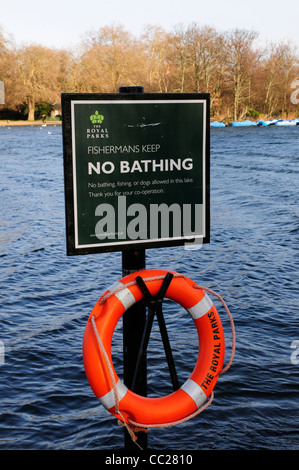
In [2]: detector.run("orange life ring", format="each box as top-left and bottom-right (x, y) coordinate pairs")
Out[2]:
(83, 269), (225, 426)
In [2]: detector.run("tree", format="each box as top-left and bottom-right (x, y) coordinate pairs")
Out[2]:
(12, 45), (61, 120)
(256, 42), (298, 116)
(79, 25), (144, 93)
(141, 25), (174, 92)
(186, 24), (217, 92)
(223, 29), (259, 121)
(167, 25), (190, 93)
(55, 49), (79, 93)
(185, 23), (227, 115)
(0, 27), (16, 109)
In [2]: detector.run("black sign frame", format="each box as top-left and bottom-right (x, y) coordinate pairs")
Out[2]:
(62, 92), (210, 256)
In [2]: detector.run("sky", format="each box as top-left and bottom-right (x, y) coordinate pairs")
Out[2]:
(1, 0), (298, 52)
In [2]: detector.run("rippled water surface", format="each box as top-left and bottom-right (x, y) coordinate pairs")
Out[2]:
(0, 124), (298, 450)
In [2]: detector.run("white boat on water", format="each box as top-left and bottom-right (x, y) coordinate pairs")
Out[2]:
(275, 119), (297, 126)
(256, 119), (298, 126)
(214, 118), (298, 128)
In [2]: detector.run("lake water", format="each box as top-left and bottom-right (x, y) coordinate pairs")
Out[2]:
(0, 124), (298, 452)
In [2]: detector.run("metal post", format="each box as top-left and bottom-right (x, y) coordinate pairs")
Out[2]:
(119, 86), (147, 449)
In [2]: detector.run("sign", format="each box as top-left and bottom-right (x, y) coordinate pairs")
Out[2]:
(62, 92), (210, 255)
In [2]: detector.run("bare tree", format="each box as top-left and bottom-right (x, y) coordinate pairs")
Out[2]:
(141, 25), (173, 92)
(223, 29), (259, 121)
(167, 24), (190, 93)
(11, 45), (61, 120)
(79, 25), (144, 92)
(186, 24), (218, 92)
(258, 42), (297, 116)
(0, 28), (17, 109)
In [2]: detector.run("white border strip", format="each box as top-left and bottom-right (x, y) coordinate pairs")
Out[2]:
(180, 378), (207, 408)
(98, 379), (128, 410)
(188, 293), (213, 320)
(71, 99), (207, 250)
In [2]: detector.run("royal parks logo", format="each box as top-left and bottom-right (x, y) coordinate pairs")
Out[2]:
(86, 110), (109, 139)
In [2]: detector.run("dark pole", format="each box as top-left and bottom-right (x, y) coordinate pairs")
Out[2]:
(119, 86), (147, 449)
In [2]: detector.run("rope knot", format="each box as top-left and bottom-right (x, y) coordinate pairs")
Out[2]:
(117, 417), (148, 447)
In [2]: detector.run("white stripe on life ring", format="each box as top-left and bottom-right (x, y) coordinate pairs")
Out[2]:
(180, 378), (207, 408)
(99, 379), (128, 410)
(109, 281), (136, 311)
(187, 293), (213, 320)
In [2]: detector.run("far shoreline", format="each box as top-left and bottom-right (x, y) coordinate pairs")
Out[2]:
(1, 115), (297, 127)
(0, 120), (62, 126)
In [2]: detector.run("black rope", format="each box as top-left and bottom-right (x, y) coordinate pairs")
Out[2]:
(130, 273), (180, 392)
